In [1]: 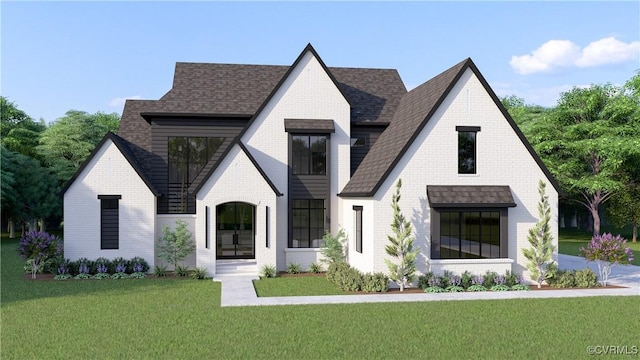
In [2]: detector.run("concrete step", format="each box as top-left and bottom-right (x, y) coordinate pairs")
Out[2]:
(216, 260), (258, 276)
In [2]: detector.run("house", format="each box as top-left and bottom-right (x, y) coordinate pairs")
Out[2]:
(63, 44), (560, 279)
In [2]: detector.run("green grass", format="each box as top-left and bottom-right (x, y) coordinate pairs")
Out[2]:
(2, 235), (639, 359)
(559, 228), (640, 266)
(253, 276), (348, 297)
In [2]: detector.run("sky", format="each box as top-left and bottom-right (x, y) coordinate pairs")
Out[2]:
(2, 1), (639, 124)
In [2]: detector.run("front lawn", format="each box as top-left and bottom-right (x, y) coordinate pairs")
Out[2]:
(558, 229), (640, 266)
(253, 275), (348, 297)
(2, 235), (639, 359)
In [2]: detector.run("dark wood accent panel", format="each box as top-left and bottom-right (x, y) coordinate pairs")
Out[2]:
(350, 126), (385, 176)
(151, 122), (244, 214)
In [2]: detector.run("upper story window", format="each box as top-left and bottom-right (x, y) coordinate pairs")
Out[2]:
(292, 135), (326, 175)
(168, 137), (224, 213)
(456, 126), (480, 174)
(350, 138), (366, 147)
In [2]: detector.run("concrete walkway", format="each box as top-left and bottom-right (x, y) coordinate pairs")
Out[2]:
(213, 254), (640, 307)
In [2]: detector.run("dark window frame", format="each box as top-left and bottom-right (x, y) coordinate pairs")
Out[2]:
(430, 207), (508, 259)
(456, 126), (480, 174)
(291, 135), (327, 175)
(290, 199), (326, 248)
(353, 206), (363, 253)
(98, 195), (121, 250)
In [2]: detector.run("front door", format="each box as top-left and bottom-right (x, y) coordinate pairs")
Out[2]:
(216, 202), (255, 259)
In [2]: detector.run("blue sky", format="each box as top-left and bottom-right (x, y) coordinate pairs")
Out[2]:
(2, 1), (639, 123)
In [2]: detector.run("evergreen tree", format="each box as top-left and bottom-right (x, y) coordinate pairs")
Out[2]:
(522, 180), (557, 288)
(384, 179), (420, 291)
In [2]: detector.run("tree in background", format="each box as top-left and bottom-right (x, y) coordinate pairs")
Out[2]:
(0, 97), (46, 161)
(384, 179), (419, 291)
(37, 110), (120, 184)
(522, 181), (556, 288)
(527, 81), (640, 235)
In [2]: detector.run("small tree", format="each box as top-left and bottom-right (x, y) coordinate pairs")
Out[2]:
(158, 220), (196, 269)
(18, 230), (61, 279)
(522, 180), (557, 288)
(320, 228), (347, 265)
(384, 179), (419, 291)
(580, 233), (634, 286)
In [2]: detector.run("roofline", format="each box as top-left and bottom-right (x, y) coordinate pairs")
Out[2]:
(141, 112), (252, 123)
(340, 58), (565, 198)
(61, 132), (161, 196)
(192, 138), (283, 197)
(236, 43), (351, 141)
(344, 58), (473, 198)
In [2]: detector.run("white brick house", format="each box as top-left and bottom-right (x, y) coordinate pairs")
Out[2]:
(63, 44), (561, 280)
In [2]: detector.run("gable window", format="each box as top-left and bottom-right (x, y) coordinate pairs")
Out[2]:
(353, 206), (363, 253)
(437, 211), (501, 259)
(350, 138), (366, 148)
(98, 195), (121, 250)
(168, 137), (224, 213)
(292, 135), (326, 175)
(456, 126), (480, 174)
(291, 199), (325, 248)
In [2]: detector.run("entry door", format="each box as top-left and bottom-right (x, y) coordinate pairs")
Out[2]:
(216, 202), (255, 259)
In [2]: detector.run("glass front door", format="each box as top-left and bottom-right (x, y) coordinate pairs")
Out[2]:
(216, 202), (255, 259)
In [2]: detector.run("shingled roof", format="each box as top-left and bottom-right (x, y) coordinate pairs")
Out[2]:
(339, 58), (470, 197)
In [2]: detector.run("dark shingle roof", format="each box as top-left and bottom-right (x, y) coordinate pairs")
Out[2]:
(339, 58), (470, 197)
(284, 119), (335, 133)
(426, 185), (517, 207)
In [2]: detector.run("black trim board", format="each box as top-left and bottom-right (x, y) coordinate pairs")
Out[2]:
(62, 132), (160, 196)
(98, 195), (122, 200)
(456, 126), (481, 132)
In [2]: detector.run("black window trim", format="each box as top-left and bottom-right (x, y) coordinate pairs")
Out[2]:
(290, 199), (326, 248)
(457, 126), (480, 175)
(353, 205), (363, 253)
(98, 195), (121, 250)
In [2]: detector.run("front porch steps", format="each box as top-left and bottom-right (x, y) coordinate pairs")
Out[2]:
(215, 259), (258, 276)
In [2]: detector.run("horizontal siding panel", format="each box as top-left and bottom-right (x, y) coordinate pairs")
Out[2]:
(291, 175), (328, 198)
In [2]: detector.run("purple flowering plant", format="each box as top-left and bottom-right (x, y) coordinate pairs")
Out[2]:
(132, 263), (143, 273)
(115, 263), (127, 273)
(96, 264), (109, 274)
(580, 233), (634, 286)
(18, 230), (61, 279)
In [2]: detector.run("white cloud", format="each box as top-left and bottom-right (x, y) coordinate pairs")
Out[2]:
(510, 37), (640, 75)
(109, 95), (142, 108)
(576, 37), (640, 67)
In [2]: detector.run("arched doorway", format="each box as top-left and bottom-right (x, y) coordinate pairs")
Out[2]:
(216, 202), (255, 259)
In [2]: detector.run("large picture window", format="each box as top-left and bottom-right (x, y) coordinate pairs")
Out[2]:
(291, 199), (325, 248)
(438, 211), (500, 259)
(168, 137), (223, 213)
(457, 126), (479, 174)
(292, 135), (326, 175)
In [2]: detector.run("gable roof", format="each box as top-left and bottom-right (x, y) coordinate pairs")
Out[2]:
(339, 58), (563, 197)
(191, 140), (283, 197)
(62, 132), (160, 196)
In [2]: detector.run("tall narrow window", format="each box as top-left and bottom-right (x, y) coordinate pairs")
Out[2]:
(98, 195), (121, 250)
(292, 135), (326, 175)
(205, 206), (210, 249)
(353, 206), (363, 253)
(265, 206), (270, 248)
(456, 126), (480, 174)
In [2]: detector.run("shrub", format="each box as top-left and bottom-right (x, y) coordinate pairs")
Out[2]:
(320, 229), (347, 265)
(362, 273), (389, 292)
(417, 272), (434, 290)
(460, 271), (473, 289)
(467, 284), (487, 292)
(428, 276), (442, 289)
(129, 257), (150, 273)
(580, 233), (634, 286)
(482, 271), (498, 288)
(153, 264), (168, 277)
(54, 274), (72, 280)
(504, 270), (519, 287)
(287, 262), (301, 274)
(114, 262), (128, 274)
(335, 266), (364, 292)
(131, 262), (145, 274)
(112, 258), (129, 274)
(92, 258), (112, 274)
(55, 263), (71, 280)
(424, 286), (446, 293)
(92, 272), (112, 280)
(439, 270), (454, 288)
(260, 264), (277, 278)
(175, 264), (190, 277)
(511, 284), (530, 291)
(129, 272), (146, 279)
(574, 268), (598, 288)
(491, 284), (511, 291)
(191, 267), (208, 280)
(158, 220), (196, 269)
(111, 272), (129, 279)
(18, 230), (61, 279)
(549, 270), (575, 288)
(74, 262), (91, 279)
(308, 262), (323, 274)
(445, 286), (465, 293)
(326, 261), (350, 284)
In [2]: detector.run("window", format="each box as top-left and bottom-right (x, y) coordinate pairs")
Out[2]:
(292, 135), (326, 175)
(353, 206), (363, 253)
(291, 199), (325, 248)
(457, 126), (480, 174)
(98, 195), (121, 249)
(205, 206), (210, 249)
(168, 137), (224, 213)
(350, 138), (366, 147)
(438, 211), (500, 259)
